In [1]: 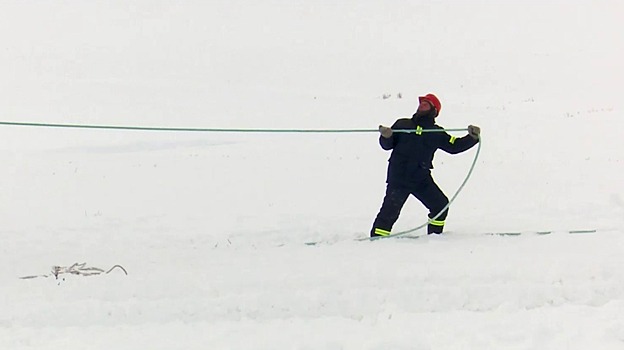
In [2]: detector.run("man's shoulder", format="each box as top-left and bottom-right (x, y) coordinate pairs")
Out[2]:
(392, 118), (415, 128)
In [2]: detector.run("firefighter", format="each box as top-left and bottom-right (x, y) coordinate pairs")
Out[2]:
(371, 93), (480, 237)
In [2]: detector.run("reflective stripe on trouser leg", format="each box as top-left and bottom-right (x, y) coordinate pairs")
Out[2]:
(373, 228), (391, 236)
(427, 219), (445, 234)
(428, 219), (445, 227)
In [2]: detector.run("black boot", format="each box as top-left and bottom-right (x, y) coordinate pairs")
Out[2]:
(427, 224), (444, 235)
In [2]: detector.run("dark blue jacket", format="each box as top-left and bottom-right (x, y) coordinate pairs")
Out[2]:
(380, 115), (478, 187)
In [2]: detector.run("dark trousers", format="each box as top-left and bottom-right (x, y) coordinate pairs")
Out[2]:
(371, 176), (449, 236)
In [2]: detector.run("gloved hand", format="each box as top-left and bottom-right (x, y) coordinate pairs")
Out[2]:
(468, 125), (481, 140)
(379, 125), (393, 138)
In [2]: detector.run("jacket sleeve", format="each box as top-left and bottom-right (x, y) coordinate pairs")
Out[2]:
(437, 132), (479, 154)
(379, 134), (394, 150)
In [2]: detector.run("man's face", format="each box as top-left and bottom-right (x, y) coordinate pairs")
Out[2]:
(417, 100), (433, 113)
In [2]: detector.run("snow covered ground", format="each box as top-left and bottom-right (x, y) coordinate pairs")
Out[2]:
(1, 1), (624, 349)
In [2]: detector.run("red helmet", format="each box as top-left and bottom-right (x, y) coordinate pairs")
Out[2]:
(419, 93), (442, 116)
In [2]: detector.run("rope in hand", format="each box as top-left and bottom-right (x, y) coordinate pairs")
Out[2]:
(0, 121), (471, 134)
(1, 120), (481, 241)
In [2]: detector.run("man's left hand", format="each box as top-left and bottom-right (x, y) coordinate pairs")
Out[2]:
(468, 125), (481, 140)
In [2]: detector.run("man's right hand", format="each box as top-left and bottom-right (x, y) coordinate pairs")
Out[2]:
(379, 125), (393, 138)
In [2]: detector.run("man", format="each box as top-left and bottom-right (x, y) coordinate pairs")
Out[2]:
(371, 93), (480, 237)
